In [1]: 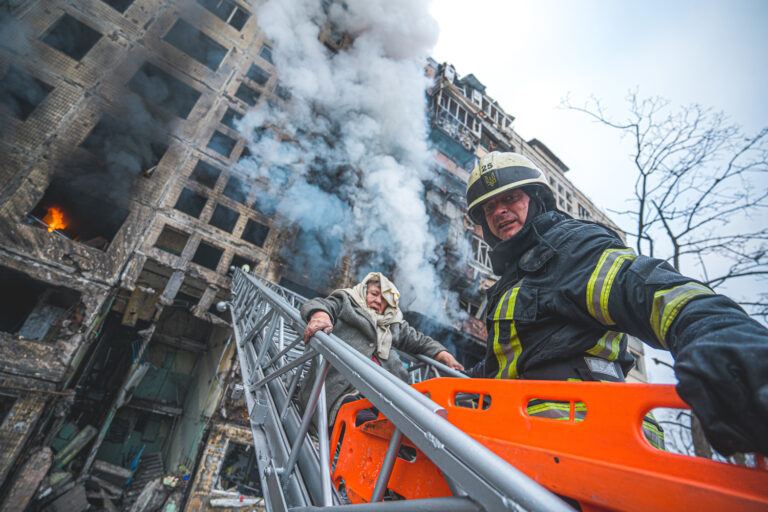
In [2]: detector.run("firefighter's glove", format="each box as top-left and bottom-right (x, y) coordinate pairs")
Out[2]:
(675, 341), (768, 457)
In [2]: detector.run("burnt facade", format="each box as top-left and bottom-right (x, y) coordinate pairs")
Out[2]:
(0, 1), (638, 510)
(0, 0), (289, 509)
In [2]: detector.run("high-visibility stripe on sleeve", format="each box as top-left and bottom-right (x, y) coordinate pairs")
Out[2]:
(586, 331), (624, 361)
(650, 282), (715, 349)
(586, 248), (636, 326)
(491, 289), (512, 379)
(492, 287), (523, 380)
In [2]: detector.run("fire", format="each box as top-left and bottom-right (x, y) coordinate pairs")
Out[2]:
(42, 206), (67, 233)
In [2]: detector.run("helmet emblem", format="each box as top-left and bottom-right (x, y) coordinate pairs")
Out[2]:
(483, 172), (497, 188)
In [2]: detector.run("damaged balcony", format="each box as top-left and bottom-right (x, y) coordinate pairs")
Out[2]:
(0, 266), (83, 343)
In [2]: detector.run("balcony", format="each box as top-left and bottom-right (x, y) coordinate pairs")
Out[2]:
(428, 106), (477, 169)
(469, 233), (494, 276)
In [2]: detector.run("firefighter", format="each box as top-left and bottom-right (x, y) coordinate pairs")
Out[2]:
(464, 151), (768, 456)
(301, 272), (464, 425)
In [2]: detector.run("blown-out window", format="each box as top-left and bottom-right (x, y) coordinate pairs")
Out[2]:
(163, 19), (227, 70)
(0, 66), (53, 120)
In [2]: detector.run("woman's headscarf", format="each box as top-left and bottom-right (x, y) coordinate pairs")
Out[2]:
(341, 272), (403, 360)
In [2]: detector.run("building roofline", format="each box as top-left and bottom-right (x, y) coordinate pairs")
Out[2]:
(528, 138), (569, 173)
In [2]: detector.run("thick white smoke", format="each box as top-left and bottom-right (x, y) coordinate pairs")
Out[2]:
(237, 0), (456, 320)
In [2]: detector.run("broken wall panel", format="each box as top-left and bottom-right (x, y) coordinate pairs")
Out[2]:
(0, 393), (49, 489)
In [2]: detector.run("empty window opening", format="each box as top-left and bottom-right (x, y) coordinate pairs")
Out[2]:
(0, 66), (53, 120)
(234, 83), (260, 106)
(209, 204), (238, 233)
(174, 188), (207, 218)
(239, 145), (252, 160)
(80, 114), (168, 174)
(241, 219), (269, 246)
(246, 64), (270, 86)
(128, 62), (201, 119)
(252, 194), (277, 217)
(192, 241), (223, 271)
(191, 160), (221, 188)
(101, 0), (134, 13)
(197, 0), (250, 30)
(216, 442), (262, 495)
(223, 176), (250, 203)
(230, 254), (253, 271)
(275, 83), (291, 101)
(29, 176), (130, 249)
(258, 43), (273, 64)
(0, 266), (82, 341)
(207, 130), (237, 157)
(163, 19), (227, 70)
(155, 226), (189, 256)
(42, 14), (102, 61)
(220, 108), (242, 130)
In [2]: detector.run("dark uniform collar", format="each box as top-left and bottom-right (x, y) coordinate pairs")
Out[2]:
(489, 211), (564, 276)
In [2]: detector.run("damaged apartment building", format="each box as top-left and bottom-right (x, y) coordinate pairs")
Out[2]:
(0, 0), (644, 510)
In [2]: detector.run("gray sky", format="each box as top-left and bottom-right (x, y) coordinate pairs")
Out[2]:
(428, 0), (768, 382)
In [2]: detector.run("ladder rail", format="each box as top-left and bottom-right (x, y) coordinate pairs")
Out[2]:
(226, 269), (570, 512)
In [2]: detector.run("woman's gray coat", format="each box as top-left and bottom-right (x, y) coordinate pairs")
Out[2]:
(299, 290), (448, 425)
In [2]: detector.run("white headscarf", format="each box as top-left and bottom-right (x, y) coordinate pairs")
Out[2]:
(341, 272), (403, 360)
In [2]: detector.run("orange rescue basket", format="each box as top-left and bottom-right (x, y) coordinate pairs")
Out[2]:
(330, 379), (768, 512)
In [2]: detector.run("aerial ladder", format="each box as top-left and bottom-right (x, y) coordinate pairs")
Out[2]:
(221, 269), (768, 512)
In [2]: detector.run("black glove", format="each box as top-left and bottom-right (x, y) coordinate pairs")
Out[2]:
(675, 341), (768, 456)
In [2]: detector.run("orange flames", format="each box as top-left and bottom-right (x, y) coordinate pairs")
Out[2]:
(42, 206), (67, 233)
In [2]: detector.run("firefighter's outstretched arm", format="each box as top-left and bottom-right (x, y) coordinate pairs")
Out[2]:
(594, 250), (768, 456)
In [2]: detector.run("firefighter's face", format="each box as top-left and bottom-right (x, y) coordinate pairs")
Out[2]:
(366, 283), (387, 314)
(483, 189), (530, 240)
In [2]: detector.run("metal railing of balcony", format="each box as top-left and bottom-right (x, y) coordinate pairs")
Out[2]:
(469, 233), (493, 275)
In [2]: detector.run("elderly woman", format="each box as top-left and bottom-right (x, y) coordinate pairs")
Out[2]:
(300, 272), (463, 425)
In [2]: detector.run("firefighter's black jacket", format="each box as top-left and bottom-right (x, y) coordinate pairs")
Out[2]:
(467, 210), (768, 456)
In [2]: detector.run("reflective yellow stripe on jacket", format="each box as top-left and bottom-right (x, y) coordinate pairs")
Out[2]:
(587, 248), (637, 325)
(492, 287), (522, 379)
(650, 282), (714, 348)
(586, 331), (623, 361)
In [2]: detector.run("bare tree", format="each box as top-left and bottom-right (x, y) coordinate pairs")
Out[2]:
(563, 92), (768, 318)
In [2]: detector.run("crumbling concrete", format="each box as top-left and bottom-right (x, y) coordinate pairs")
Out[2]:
(0, 393), (48, 487)
(0, 446), (52, 512)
